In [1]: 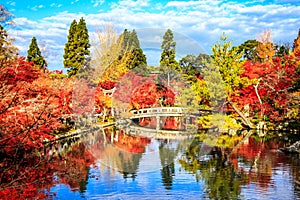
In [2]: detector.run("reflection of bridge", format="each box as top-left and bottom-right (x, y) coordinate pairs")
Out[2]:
(117, 122), (197, 140)
(129, 107), (211, 131)
(115, 107), (212, 139)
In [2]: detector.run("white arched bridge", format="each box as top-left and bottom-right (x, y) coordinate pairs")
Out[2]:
(126, 106), (212, 131)
(130, 107), (211, 119)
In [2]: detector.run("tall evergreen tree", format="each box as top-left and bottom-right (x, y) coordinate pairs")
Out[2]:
(125, 48), (147, 70)
(117, 29), (145, 70)
(121, 29), (140, 52)
(63, 18), (91, 77)
(130, 29), (140, 49)
(26, 36), (47, 71)
(159, 29), (179, 85)
(122, 29), (130, 51)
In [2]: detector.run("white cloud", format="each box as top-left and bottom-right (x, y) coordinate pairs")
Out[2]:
(50, 3), (63, 8)
(7, 1), (16, 6)
(111, 0), (150, 10)
(10, 0), (300, 69)
(91, 0), (105, 7)
(29, 4), (44, 11)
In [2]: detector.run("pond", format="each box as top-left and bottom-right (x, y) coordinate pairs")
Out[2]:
(1, 127), (300, 200)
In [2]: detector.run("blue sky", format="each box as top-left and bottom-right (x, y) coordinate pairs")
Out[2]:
(2, 0), (300, 70)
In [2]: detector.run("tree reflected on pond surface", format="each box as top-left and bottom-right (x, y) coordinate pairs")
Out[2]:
(2, 128), (300, 199)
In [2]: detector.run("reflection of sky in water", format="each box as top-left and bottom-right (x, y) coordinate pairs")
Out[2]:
(51, 157), (297, 200)
(51, 149), (205, 199)
(49, 135), (300, 200)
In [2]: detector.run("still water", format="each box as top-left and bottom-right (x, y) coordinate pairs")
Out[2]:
(2, 127), (300, 199)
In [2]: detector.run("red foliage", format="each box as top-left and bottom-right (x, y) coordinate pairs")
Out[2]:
(114, 130), (151, 153)
(130, 82), (176, 109)
(49, 69), (64, 74)
(98, 80), (116, 90)
(0, 141), (95, 199)
(0, 57), (74, 156)
(114, 71), (155, 104)
(230, 136), (287, 189)
(233, 54), (300, 121)
(72, 78), (95, 114)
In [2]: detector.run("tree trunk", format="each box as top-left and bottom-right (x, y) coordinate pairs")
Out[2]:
(228, 100), (255, 129)
(254, 79), (264, 118)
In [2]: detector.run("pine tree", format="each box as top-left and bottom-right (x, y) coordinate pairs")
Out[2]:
(159, 29), (180, 86)
(26, 36), (47, 71)
(121, 29), (140, 52)
(122, 29), (130, 51)
(63, 18), (91, 77)
(117, 29), (145, 70)
(125, 48), (147, 70)
(130, 29), (140, 49)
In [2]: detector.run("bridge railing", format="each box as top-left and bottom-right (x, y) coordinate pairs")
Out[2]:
(131, 107), (186, 116)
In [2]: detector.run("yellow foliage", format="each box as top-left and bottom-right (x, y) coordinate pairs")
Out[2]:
(205, 134), (242, 148)
(293, 29), (300, 53)
(198, 114), (242, 132)
(256, 30), (275, 63)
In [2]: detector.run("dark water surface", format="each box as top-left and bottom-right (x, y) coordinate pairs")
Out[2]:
(2, 127), (300, 200)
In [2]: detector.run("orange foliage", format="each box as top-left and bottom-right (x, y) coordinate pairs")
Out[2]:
(256, 30), (275, 63)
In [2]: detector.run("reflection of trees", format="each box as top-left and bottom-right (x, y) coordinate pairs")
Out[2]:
(179, 132), (300, 199)
(87, 128), (151, 179)
(0, 139), (95, 199)
(179, 136), (248, 199)
(159, 139), (179, 190)
(230, 134), (295, 190)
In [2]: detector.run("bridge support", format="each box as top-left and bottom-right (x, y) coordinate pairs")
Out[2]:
(156, 116), (161, 131)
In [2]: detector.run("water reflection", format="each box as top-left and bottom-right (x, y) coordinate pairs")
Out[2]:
(1, 127), (300, 199)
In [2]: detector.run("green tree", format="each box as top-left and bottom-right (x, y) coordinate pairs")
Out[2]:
(236, 39), (258, 61)
(130, 29), (140, 49)
(119, 29), (145, 70)
(120, 29), (140, 54)
(274, 42), (290, 57)
(211, 33), (253, 128)
(125, 48), (147, 70)
(159, 29), (180, 86)
(179, 53), (210, 81)
(26, 37), (47, 71)
(63, 18), (91, 77)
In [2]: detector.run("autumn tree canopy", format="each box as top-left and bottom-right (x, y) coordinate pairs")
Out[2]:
(255, 30), (275, 63)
